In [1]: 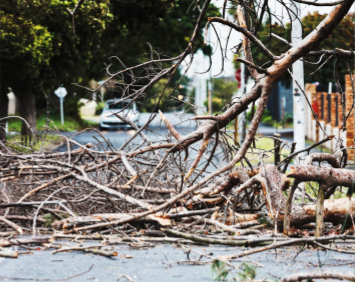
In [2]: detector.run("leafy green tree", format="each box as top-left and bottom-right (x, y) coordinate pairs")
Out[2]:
(301, 12), (354, 84)
(1, 0), (107, 135)
(93, 0), (220, 113)
(247, 12), (354, 85)
(204, 78), (239, 113)
(91, 0), (220, 78)
(1, 0), (220, 138)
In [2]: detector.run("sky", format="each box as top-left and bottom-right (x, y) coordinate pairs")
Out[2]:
(185, 0), (354, 79)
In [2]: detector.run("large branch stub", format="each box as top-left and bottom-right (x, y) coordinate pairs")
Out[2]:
(288, 164), (355, 236)
(304, 153), (341, 168)
(288, 165), (354, 188)
(233, 164), (355, 230)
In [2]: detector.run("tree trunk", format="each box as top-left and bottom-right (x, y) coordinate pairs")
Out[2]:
(12, 86), (36, 135)
(0, 85), (9, 141)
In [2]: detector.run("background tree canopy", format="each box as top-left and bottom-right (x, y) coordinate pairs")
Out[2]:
(0, 0), (219, 135)
(234, 12), (354, 86)
(204, 78), (239, 113)
(1, 0), (107, 134)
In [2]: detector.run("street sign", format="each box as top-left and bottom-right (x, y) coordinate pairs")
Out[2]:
(55, 86), (67, 125)
(55, 87), (67, 98)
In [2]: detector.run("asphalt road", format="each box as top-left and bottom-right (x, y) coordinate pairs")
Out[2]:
(57, 112), (197, 151)
(0, 238), (354, 282)
(57, 126), (194, 151)
(55, 114), (227, 174)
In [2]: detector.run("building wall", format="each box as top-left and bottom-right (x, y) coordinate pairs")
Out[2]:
(345, 75), (354, 161)
(266, 81), (293, 122)
(306, 74), (354, 161)
(306, 84), (316, 140)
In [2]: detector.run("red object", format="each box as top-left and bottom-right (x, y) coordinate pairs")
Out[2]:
(312, 101), (319, 116)
(235, 68), (241, 84)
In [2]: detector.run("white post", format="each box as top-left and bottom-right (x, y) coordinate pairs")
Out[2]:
(239, 62), (247, 143)
(291, 1), (305, 202)
(292, 3), (305, 152)
(208, 27), (213, 115)
(60, 97), (64, 125)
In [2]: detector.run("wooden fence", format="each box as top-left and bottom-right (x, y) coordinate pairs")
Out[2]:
(305, 74), (354, 161)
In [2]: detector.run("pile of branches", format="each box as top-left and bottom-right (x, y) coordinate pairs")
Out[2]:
(0, 122), (355, 282)
(1, 0), (355, 280)
(0, 115), (354, 256)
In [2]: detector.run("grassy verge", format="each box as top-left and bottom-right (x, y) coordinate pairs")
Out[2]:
(233, 136), (291, 166)
(305, 139), (333, 154)
(7, 114), (97, 133)
(6, 132), (63, 153)
(306, 182), (347, 198)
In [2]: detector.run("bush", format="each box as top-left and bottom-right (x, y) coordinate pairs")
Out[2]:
(246, 106), (273, 124)
(95, 101), (105, 115)
(283, 112), (293, 124)
(204, 78), (239, 113)
(203, 97), (224, 112)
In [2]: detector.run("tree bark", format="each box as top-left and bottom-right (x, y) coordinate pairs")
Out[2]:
(12, 86), (37, 135)
(288, 165), (354, 188)
(0, 237), (54, 247)
(236, 165), (355, 228)
(315, 188), (325, 237)
(0, 85), (9, 141)
(283, 181), (298, 235)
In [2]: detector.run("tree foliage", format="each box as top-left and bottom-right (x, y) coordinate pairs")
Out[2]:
(247, 12), (354, 85)
(1, 0), (107, 133)
(0, 0), (219, 134)
(204, 78), (239, 113)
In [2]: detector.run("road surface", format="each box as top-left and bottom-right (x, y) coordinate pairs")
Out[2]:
(0, 238), (354, 282)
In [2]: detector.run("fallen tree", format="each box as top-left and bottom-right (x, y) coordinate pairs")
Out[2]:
(0, 0), (354, 278)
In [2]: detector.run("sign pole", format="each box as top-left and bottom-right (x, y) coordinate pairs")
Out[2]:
(54, 86), (68, 126)
(60, 97), (64, 125)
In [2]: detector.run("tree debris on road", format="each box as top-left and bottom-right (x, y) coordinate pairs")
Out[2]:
(1, 0), (355, 281)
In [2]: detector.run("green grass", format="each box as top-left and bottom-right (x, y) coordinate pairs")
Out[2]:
(234, 136), (291, 166)
(7, 114), (97, 133)
(6, 132), (63, 153)
(305, 139), (333, 154)
(303, 181), (348, 201)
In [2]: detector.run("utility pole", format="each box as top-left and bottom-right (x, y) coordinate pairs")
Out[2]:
(238, 6), (248, 144)
(291, 2), (306, 202)
(208, 27), (213, 115)
(239, 62), (247, 143)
